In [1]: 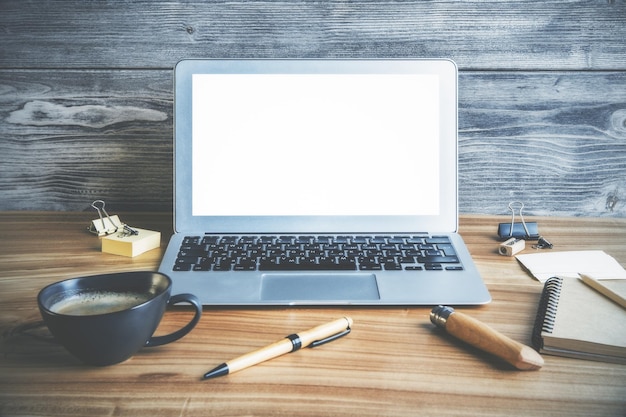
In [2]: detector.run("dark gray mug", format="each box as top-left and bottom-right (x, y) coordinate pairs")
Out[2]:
(37, 271), (201, 366)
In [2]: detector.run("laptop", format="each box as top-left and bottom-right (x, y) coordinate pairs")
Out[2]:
(158, 58), (491, 306)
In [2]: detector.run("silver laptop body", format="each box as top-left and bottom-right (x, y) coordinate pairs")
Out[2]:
(158, 58), (491, 306)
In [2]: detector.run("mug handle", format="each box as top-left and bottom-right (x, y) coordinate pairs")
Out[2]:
(145, 293), (202, 347)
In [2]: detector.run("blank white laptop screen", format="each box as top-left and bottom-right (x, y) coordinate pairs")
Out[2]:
(191, 73), (440, 217)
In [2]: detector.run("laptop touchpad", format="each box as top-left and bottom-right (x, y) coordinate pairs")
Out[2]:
(261, 273), (380, 302)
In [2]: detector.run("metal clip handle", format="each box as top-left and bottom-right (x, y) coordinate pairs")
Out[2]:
(309, 328), (352, 348)
(508, 201), (530, 238)
(90, 200), (120, 235)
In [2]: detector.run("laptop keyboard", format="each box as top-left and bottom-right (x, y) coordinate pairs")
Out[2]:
(172, 235), (463, 272)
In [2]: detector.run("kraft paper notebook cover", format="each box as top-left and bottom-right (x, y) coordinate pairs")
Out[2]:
(532, 276), (626, 364)
(580, 274), (626, 308)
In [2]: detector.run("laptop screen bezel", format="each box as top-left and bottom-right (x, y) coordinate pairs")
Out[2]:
(173, 59), (458, 234)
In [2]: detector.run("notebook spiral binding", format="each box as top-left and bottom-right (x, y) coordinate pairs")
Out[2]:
(531, 276), (563, 350)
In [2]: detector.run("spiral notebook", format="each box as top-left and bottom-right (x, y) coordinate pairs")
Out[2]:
(532, 276), (626, 364)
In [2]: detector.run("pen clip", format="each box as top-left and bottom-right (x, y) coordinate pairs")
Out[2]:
(309, 328), (351, 348)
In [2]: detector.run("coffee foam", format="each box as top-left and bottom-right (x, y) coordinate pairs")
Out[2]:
(50, 290), (154, 316)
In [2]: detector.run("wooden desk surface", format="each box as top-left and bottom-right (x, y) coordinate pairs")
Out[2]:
(1, 212), (625, 417)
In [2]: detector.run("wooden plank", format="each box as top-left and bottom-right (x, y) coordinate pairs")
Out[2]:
(0, 1), (625, 70)
(459, 72), (626, 217)
(0, 70), (173, 211)
(1, 70), (624, 215)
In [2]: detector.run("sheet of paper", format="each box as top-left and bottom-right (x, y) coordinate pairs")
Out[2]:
(515, 250), (626, 283)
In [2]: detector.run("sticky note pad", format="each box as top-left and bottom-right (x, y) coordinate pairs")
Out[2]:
(101, 228), (161, 257)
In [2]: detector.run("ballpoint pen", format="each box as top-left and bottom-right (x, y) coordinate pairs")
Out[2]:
(202, 317), (353, 380)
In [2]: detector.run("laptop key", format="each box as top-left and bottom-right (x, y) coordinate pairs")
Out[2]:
(359, 263), (382, 270)
(426, 236), (451, 244)
(417, 255), (459, 264)
(405, 265), (423, 270)
(437, 244), (457, 257)
(182, 236), (201, 244)
(234, 263), (256, 271)
(173, 263), (192, 271)
(178, 248), (207, 258)
(446, 266), (464, 271)
(259, 258), (356, 271)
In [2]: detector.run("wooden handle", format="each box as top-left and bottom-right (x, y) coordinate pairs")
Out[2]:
(446, 311), (544, 370)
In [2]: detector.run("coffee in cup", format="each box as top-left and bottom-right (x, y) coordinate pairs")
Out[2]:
(49, 290), (153, 316)
(38, 271), (201, 366)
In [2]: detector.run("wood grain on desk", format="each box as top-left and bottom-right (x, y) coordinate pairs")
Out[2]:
(1, 212), (625, 417)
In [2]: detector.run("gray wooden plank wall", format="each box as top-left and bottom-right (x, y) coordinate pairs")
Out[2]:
(1, 1), (625, 217)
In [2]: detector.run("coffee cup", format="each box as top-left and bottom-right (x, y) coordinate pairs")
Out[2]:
(37, 271), (202, 366)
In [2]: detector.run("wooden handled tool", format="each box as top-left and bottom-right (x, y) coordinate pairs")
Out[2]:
(430, 306), (544, 370)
